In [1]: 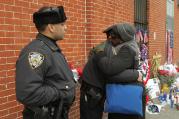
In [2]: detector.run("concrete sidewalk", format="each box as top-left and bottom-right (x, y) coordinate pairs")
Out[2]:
(103, 104), (179, 119)
(146, 104), (179, 119)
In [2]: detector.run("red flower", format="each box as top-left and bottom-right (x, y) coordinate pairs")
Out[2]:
(146, 95), (149, 103)
(158, 70), (169, 75)
(176, 68), (179, 72)
(76, 67), (83, 77)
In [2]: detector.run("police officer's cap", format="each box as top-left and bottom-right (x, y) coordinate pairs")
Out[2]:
(33, 6), (67, 27)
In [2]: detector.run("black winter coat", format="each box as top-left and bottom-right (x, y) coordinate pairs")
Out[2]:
(98, 41), (145, 119)
(82, 41), (139, 90)
(16, 33), (76, 106)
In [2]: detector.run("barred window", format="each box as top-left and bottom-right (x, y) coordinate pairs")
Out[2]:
(166, 0), (174, 31)
(134, 0), (148, 30)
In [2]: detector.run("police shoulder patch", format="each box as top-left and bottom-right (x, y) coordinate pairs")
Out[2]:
(28, 52), (44, 69)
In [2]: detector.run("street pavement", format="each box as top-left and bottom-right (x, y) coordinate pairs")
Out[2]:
(146, 104), (179, 119)
(103, 104), (179, 119)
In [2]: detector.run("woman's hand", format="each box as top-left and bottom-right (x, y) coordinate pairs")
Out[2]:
(137, 71), (143, 82)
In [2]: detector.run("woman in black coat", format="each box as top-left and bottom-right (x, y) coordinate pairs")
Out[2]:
(95, 23), (145, 119)
(80, 40), (141, 119)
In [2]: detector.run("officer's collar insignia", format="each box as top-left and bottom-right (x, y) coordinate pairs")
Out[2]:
(28, 52), (44, 69)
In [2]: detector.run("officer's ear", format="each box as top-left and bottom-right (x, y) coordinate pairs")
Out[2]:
(47, 24), (56, 33)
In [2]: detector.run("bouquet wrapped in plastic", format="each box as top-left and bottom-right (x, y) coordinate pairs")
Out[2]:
(158, 64), (178, 87)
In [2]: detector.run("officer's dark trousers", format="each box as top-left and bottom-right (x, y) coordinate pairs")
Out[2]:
(80, 91), (103, 119)
(22, 108), (35, 119)
(80, 82), (104, 119)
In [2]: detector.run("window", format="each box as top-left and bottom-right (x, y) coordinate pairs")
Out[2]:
(134, 0), (148, 30)
(166, 0), (174, 31)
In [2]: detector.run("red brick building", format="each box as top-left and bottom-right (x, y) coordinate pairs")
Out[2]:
(0, 0), (179, 119)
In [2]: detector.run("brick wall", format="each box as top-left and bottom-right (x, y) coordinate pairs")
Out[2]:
(85, 0), (134, 52)
(148, 0), (179, 64)
(0, 0), (134, 119)
(148, 0), (167, 63)
(174, 1), (179, 63)
(1, 0), (179, 119)
(0, 0), (86, 119)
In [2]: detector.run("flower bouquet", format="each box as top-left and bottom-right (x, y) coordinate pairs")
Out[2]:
(158, 64), (177, 87)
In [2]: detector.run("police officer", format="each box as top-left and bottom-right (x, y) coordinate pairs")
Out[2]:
(16, 6), (76, 119)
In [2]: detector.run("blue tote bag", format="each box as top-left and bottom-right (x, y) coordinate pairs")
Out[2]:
(104, 83), (144, 117)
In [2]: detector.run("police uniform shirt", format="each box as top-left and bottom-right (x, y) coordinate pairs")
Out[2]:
(16, 33), (76, 106)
